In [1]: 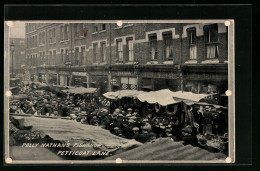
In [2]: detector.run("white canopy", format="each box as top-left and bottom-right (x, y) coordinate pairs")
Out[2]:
(136, 89), (181, 106)
(103, 90), (145, 100)
(61, 87), (97, 94)
(172, 91), (215, 102)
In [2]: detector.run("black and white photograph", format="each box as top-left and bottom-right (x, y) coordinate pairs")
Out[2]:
(4, 20), (235, 164)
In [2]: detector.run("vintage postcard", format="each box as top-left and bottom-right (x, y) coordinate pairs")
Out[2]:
(4, 20), (235, 164)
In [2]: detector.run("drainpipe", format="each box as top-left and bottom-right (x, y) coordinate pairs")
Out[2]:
(179, 23), (184, 92)
(108, 23), (112, 92)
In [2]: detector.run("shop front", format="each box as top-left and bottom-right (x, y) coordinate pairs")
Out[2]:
(48, 74), (57, 85)
(72, 72), (87, 87)
(90, 76), (108, 96)
(86, 67), (109, 96)
(59, 75), (70, 86)
(111, 70), (138, 91)
(141, 69), (181, 92)
(181, 64), (228, 107)
(38, 73), (47, 83)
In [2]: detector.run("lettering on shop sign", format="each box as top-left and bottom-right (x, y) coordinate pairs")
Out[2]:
(72, 72), (87, 76)
(184, 73), (227, 80)
(112, 71), (137, 76)
(141, 72), (177, 79)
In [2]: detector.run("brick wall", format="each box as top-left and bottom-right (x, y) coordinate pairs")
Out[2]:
(25, 23), (228, 67)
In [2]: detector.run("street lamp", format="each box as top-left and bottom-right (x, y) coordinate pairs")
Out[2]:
(10, 40), (15, 77)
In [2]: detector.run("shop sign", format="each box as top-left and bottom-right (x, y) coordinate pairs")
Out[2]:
(72, 72), (87, 76)
(111, 71), (137, 76)
(141, 71), (177, 79)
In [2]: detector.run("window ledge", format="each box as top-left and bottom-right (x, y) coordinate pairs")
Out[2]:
(60, 40), (69, 43)
(224, 60), (228, 63)
(124, 24), (134, 28)
(115, 62), (124, 64)
(125, 61), (137, 65)
(163, 60), (174, 64)
(115, 27), (123, 30)
(75, 36), (85, 40)
(92, 32), (98, 35)
(100, 30), (107, 33)
(201, 59), (220, 64)
(147, 61), (159, 64)
(185, 60), (198, 64)
(49, 42), (56, 45)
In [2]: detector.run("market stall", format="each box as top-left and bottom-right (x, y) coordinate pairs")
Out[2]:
(61, 87), (97, 95)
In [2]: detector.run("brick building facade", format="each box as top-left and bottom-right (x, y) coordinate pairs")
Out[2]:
(25, 22), (228, 96)
(10, 38), (26, 70)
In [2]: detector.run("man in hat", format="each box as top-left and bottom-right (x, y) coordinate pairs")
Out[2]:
(148, 132), (157, 142)
(127, 108), (133, 115)
(90, 116), (100, 126)
(136, 123), (152, 143)
(113, 127), (123, 137)
(132, 127), (141, 140)
(123, 119), (136, 139)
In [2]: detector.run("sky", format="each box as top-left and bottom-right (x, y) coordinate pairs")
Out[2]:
(8, 22), (25, 38)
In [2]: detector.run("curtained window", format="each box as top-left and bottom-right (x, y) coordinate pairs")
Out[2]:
(204, 24), (219, 59)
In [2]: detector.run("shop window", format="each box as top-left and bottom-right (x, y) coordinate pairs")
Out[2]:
(127, 37), (134, 62)
(163, 32), (174, 60)
(116, 39), (123, 62)
(121, 77), (137, 90)
(204, 24), (219, 59)
(101, 42), (106, 62)
(149, 35), (158, 61)
(93, 43), (98, 63)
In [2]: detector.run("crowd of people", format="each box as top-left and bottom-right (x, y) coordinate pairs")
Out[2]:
(9, 84), (228, 151)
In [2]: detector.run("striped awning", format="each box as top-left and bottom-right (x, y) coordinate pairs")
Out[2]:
(105, 138), (226, 161)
